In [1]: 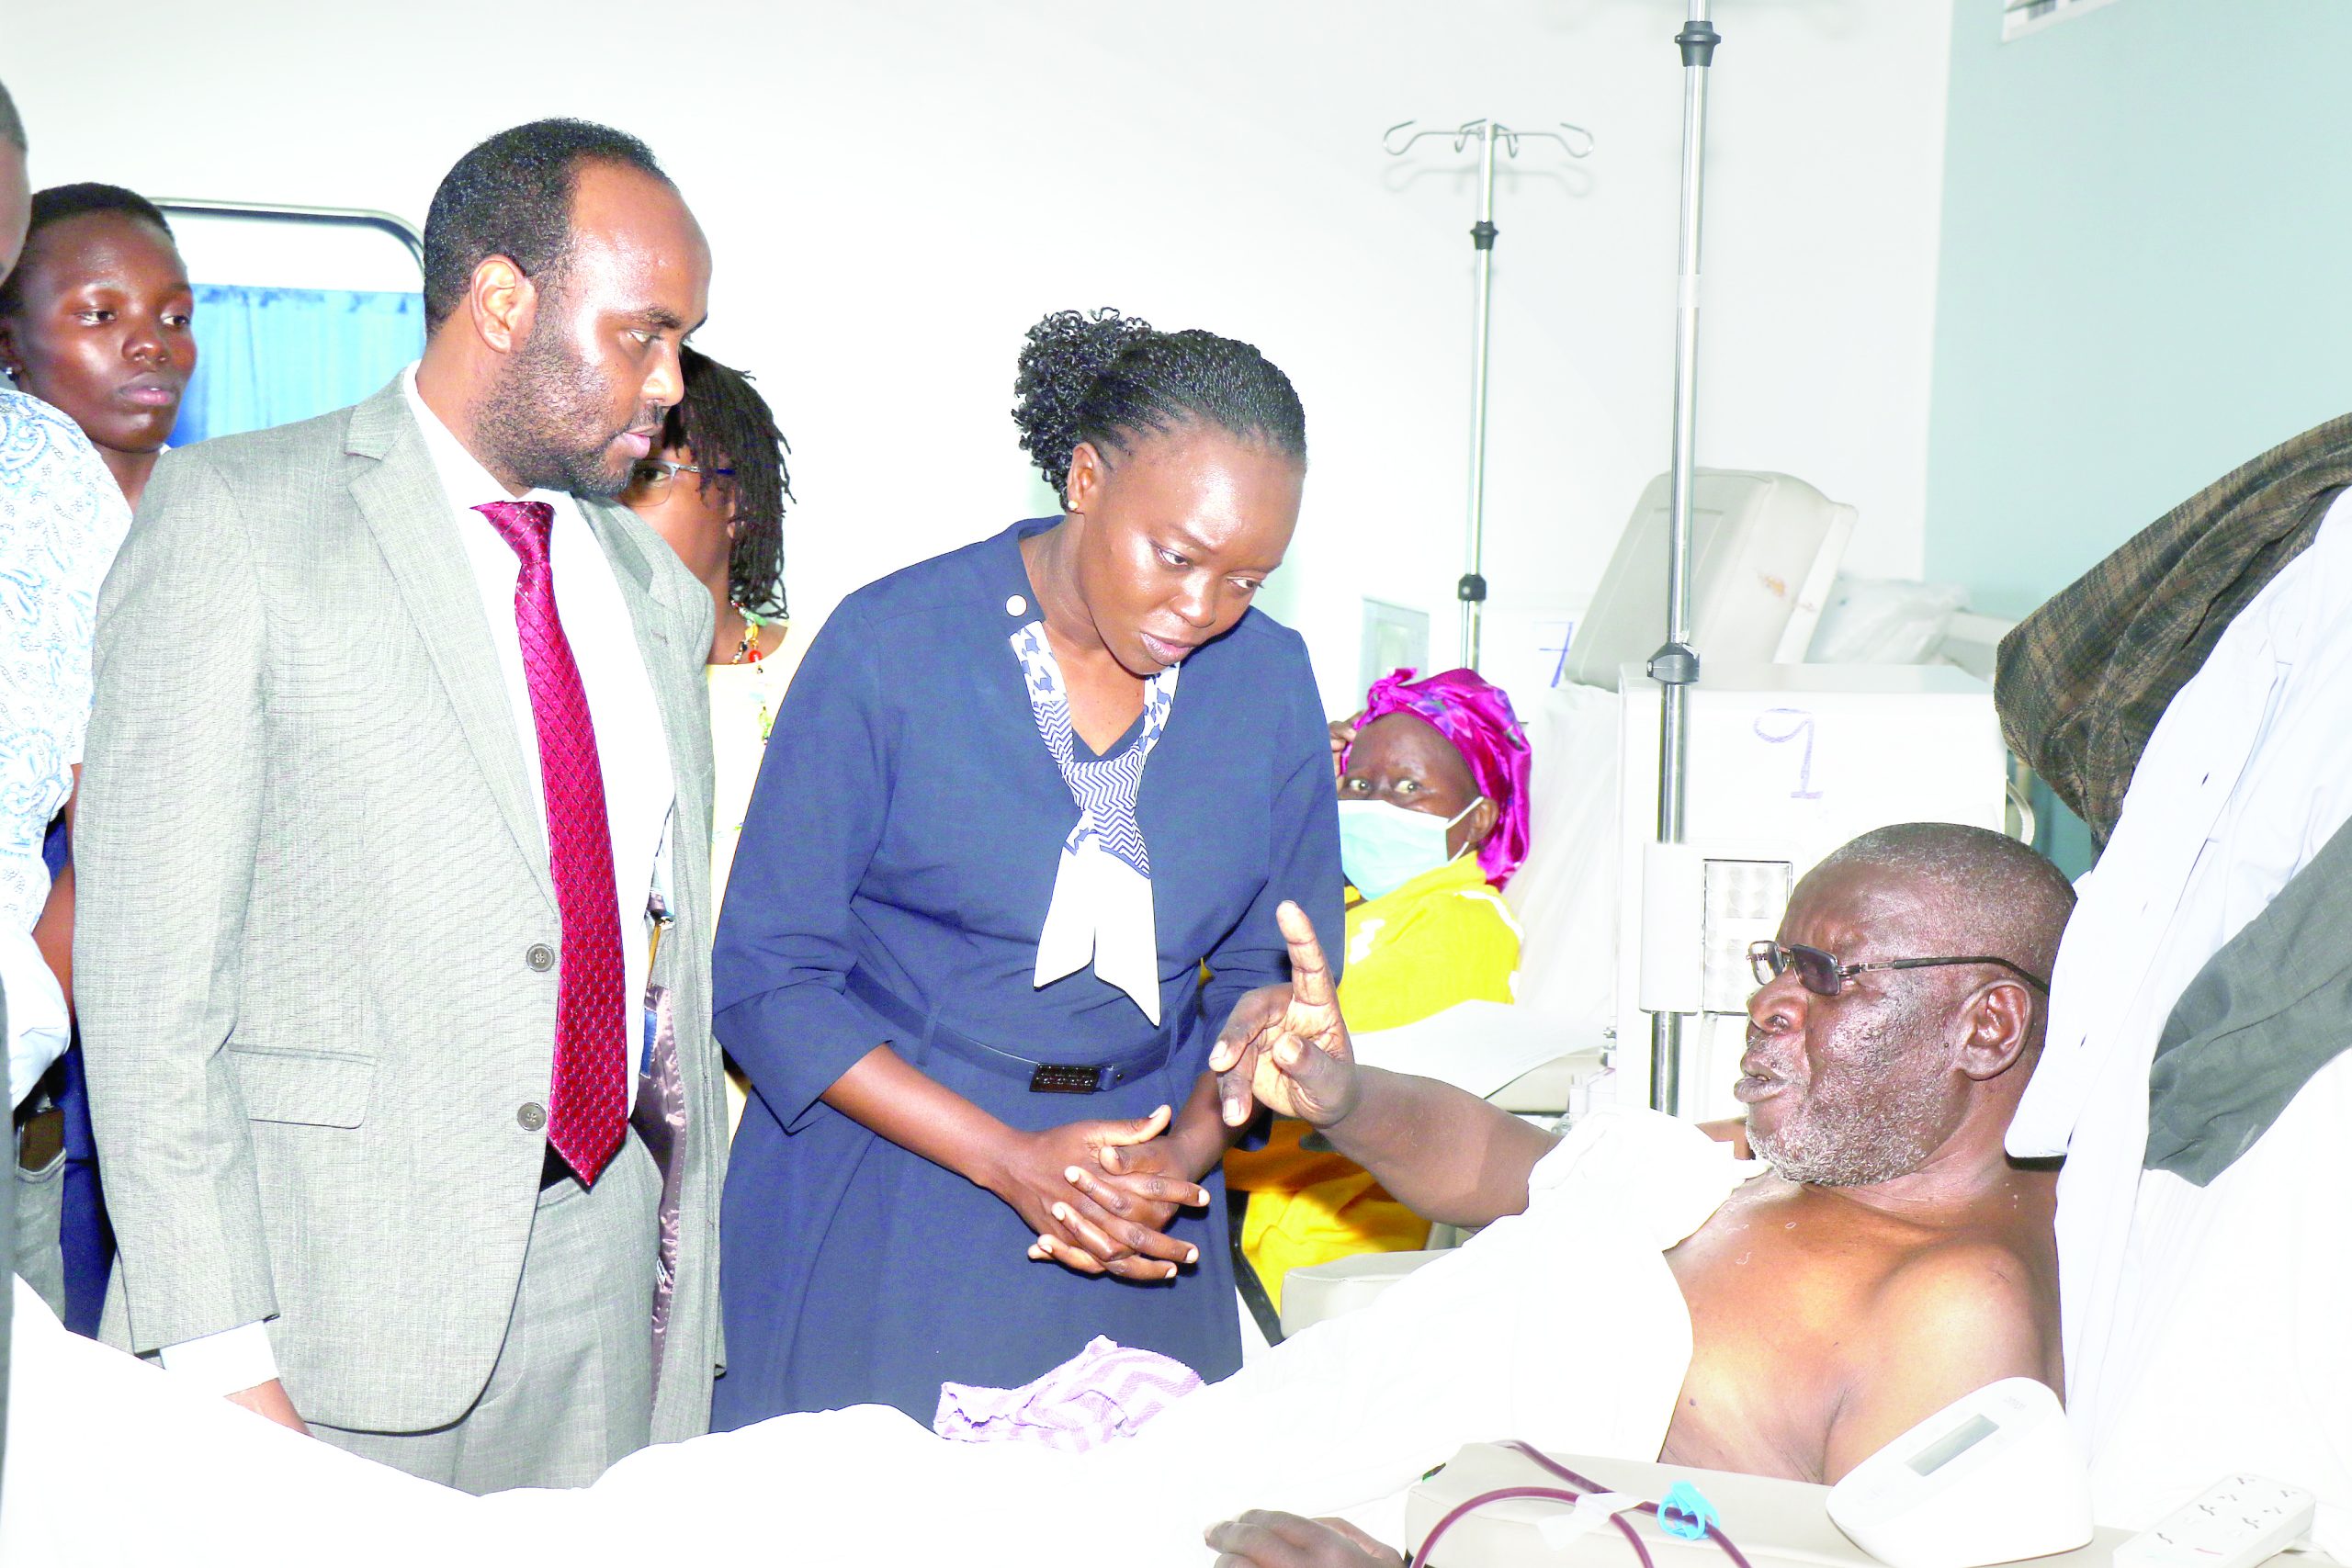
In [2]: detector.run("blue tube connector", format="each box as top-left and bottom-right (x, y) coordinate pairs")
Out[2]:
(1659, 1481), (1720, 1542)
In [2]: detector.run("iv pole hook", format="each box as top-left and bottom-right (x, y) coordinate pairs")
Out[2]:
(1384, 116), (1596, 671)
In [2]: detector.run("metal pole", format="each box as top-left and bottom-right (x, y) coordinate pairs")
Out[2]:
(1461, 121), (1501, 671)
(1647, 0), (1719, 1114)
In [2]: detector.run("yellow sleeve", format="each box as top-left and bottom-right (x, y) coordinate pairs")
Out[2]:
(1336, 886), (1521, 1032)
(1240, 1177), (1432, 1312)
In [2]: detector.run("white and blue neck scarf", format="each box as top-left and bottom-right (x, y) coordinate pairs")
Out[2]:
(1011, 622), (1182, 1023)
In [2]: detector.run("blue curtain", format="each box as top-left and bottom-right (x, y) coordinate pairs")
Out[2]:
(169, 284), (425, 447)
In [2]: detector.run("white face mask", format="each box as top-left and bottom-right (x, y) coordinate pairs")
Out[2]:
(1336, 796), (1481, 901)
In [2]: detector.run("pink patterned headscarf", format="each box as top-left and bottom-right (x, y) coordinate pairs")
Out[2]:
(1345, 666), (1533, 889)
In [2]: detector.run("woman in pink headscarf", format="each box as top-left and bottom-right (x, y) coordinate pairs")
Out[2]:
(1227, 666), (1532, 1308)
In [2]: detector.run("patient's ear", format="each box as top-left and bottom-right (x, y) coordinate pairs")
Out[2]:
(1954, 979), (2033, 1082)
(1462, 795), (1499, 851)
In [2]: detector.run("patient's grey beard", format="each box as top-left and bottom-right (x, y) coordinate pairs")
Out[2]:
(1749, 1002), (1948, 1187)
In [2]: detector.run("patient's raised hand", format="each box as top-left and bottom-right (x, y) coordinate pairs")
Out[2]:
(1205, 1511), (1404, 1568)
(1209, 900), (1357, 1129)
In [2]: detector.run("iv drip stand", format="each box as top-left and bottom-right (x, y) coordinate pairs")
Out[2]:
(1385, 118), (1593, 671)
(1647, 2), (1720, 1115)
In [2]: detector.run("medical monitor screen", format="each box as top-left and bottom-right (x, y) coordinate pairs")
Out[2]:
(1907, 1413), (1998, 1477)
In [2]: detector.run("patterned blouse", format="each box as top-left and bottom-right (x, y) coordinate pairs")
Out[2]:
(0, 391), (132, 931)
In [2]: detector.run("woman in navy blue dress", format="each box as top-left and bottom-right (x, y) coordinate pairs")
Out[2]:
(710, 309), (1343, 1426)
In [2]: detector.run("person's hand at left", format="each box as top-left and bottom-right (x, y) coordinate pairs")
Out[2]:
(1089, 1127), (1204, 1225)
(1205, 1511), (1404, 1568)
(1020, 1108), (1214, 1279)
(1026, 1081), (1234, 1276)
(995, 1108), (1204, 1280)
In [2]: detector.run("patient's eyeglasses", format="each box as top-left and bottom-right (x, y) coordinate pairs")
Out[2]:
(1747, 940), (2050, 998)
(624, 458), (735, 502)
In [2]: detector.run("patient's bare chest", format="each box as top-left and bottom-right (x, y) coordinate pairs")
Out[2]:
(1658, 1186), (1878, 1483)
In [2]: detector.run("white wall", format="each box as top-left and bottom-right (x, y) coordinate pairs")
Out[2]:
(1, 0), (1953, 716)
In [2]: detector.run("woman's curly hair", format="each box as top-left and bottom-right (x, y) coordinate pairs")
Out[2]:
(1010, 307), (1306, 500)
(660, 346), (792, 621)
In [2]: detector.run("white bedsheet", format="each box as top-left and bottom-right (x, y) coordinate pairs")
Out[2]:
(2, 1106), (1757, 1565)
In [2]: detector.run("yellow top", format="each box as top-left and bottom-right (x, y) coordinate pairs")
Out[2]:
(1334, 852), (1520, 1030)
(707, 629), (808, 910)
(1227, 852), (1522, 1310)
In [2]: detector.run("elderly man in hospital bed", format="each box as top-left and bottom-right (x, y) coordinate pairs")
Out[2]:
(2, 820), (2073, 1566)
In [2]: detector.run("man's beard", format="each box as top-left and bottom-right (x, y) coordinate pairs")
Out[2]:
(1747, 1000), (1951, 1188)
(476, 316), (653, 499)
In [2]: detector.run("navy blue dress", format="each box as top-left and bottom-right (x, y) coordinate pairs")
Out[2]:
(710, 519), (1342, 1427)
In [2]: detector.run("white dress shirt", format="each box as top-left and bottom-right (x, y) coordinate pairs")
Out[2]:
(2009, 490), (2352, 1545)
(158, 367), (674, 1398)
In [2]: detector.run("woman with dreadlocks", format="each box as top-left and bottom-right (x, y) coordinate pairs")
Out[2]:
(707, 309), (1341, 1427)
(623, 346), (796, 905)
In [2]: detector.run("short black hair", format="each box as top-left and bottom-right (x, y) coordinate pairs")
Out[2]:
(421, 118), (667, 332)
(661, 346), (792, 622)
(1011, 307), (1307, 498)
(0, 183), (176, 321)
(0, 79), (25, 152)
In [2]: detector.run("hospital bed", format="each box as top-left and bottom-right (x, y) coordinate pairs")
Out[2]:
(1398, 1447), (2327, 1568)
(1408, 1450), (1982, 1568)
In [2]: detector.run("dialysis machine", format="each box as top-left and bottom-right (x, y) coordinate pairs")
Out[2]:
(1476, 467), (2014, 1122)
(1610, 660), (2007, 1116)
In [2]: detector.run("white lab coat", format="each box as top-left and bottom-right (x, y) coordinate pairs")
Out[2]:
(2008, 491), (2352, 1546)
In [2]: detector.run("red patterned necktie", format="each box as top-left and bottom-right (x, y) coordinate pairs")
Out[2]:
(477, 500), (628, 1184)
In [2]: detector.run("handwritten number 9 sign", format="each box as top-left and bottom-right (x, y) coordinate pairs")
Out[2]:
(1753, 707), (1825, 801)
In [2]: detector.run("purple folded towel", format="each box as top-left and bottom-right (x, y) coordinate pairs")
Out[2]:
(933, 1336), (1204, 1452)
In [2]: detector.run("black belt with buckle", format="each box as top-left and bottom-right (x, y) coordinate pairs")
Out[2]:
(1028, 1063), (1110, 1095)
(845, 971), (1169, 1096)
(1013, 1046), (1161, 1094)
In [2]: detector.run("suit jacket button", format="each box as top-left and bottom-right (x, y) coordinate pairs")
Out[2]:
(526, 943), (556, 972)
(517, 1101), (548, 1132)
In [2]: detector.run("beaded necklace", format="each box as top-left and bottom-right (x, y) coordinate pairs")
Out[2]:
(726, 605), (786, 745)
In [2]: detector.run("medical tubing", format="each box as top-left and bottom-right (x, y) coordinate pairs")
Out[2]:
(1408, 1484), (1657, 1568)
(1507, 1441), (1755, 1568)
(1480, 1441), (1758, 1568)
(1499, 1438), (1618, 1492)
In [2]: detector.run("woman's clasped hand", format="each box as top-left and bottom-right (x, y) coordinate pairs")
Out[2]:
(1006, 1103), (1216, 1280)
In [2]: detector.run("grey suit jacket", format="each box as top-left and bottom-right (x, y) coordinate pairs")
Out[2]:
(74, 378), (725, 1440)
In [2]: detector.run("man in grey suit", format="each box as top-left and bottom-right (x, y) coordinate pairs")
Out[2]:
(73, 118), (728, 1490)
